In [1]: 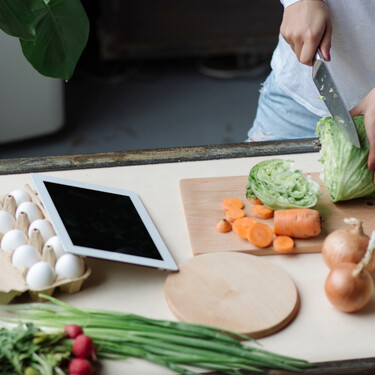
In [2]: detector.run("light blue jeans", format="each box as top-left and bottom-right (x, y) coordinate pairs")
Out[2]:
(246, 71), (321, 141)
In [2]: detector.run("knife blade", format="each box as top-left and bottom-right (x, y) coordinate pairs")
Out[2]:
(312, 50), (361, 148)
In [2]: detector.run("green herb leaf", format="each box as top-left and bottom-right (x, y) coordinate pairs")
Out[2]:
(0, 323), (71, 374)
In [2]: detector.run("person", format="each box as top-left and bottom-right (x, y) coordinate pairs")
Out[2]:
(247, 0), (375, 177)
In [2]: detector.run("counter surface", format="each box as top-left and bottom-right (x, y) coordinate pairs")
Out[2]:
(0, 140), (374, 374)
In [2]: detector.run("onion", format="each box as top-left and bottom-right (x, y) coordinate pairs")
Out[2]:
(322, 217), (375, 271)
(324, 231), (375, 313)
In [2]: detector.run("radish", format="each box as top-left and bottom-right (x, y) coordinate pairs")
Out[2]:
(73, 334), (96, 359)
(68, 358), (93, 375)
(64, 324), (83, 339)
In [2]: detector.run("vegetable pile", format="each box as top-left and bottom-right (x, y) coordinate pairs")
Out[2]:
(0, 295), (314, 374)
(317, 115), (375, 202)
(245, 159), (321, 210)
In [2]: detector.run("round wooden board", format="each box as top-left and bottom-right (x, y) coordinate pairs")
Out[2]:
(164, 252), (299, 338)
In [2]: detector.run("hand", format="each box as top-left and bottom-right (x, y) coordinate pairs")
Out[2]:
(350, 88), (375, 181)
(280, 0), (332, 65)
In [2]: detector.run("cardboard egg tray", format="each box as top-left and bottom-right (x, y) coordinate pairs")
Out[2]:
(0, 185), (91, 304)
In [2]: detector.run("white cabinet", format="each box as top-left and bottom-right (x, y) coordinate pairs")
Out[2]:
(0, 32), (64, 144)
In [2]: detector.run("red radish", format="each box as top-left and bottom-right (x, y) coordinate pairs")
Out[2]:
(68, 358), (93, 375)
(73, 334), (96, 360)
(64, 324), (83, 339)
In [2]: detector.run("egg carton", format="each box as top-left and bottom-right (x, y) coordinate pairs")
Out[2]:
(0, 185), (91, 304)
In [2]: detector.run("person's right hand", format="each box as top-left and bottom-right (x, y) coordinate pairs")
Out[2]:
(280, 0), (332, 66)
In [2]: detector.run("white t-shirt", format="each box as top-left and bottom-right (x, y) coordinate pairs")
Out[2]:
(272, 0), (375, 117)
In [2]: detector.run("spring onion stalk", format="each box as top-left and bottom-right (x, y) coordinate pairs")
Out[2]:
(0, 294), (314, 374)
(246, 159), (321, 210)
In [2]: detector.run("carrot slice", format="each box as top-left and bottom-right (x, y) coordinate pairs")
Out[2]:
(232, 217), (257, 239)
(251, 205), (274, 220)
(273, 208), (322, 239)
(225, 208), (245, 223)
(222, 197), (244, 211)
(247, 222), (273, 248)
(273, 235), (295, 253)
(248, 197), (263, 205)
(215, 218), (232, 233)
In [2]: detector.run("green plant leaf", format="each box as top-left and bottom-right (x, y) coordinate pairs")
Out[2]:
(0, 0), (36, 40)
(20, 0), (89, 80)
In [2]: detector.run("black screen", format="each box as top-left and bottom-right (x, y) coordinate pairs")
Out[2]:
(44, 182), (162, 260)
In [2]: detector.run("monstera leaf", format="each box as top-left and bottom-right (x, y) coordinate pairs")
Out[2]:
(0, 0), (89, 80)
(0, 0), (35, 40)
(21, 0), (89, 80)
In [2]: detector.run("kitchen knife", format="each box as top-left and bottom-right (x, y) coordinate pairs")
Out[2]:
(312, 50), (361, 148)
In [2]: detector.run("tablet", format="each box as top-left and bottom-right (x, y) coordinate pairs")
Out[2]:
(31, 174), (178, 271)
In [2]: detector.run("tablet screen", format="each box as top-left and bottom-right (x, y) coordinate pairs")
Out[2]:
(44, 182), (162, 260)
(31, 174), (178, 270)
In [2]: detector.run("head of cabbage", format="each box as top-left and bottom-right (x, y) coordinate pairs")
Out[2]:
(317, 115), (375, 202)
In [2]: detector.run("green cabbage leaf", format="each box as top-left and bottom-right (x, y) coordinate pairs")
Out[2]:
(317, 115), (375, 202)
(245, 159), (321, 210)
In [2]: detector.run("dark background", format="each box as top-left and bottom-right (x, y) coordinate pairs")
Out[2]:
(0, 1), (283, 159)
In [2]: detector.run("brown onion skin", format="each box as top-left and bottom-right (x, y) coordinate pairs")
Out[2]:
(325, 262), (374, 313)
(322, 228), (374, 271)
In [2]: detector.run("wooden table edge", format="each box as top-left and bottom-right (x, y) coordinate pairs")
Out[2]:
(0, 138), (319, 175)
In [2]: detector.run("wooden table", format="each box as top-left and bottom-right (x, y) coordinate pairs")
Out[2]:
(1, 139), (374, 374)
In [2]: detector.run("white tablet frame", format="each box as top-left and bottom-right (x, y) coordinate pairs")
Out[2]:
(31, 173), (178, 271)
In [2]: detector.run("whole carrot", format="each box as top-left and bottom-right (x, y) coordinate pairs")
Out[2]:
(273, 208), (322, 239)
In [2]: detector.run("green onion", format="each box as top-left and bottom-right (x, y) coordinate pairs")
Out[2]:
(0, 294), (314, 374)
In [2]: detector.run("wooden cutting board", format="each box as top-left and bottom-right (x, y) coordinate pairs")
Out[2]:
(179, 173), (375, 255)
(164, 252), (299, 338)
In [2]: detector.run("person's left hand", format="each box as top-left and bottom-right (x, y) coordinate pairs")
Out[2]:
(350, 88), (375, 181)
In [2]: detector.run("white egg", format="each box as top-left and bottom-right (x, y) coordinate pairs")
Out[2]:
(1, 229), (28, 251)
(55, 253), (85, 279)
(12, 245), (41, 269)
(0, 210), (15, 234)
(26, 261), (55, 289)
(16, 202), (43, 223)
(9, 189), (31, 207)
(44, 236), (65, 259)
(28, 219), (55, 243)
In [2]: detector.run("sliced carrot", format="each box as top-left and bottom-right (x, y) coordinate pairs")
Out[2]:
(232, 217), (257, 239)
(273, 236), (295, 253)
(225, 208), (245, 223)
(247, 222), (273, 248)
(215, 218), (232, 233)
(248, 197), (263, 205)
(273, 208), (322, 239)
(251, 205), (274, 220)
(222, 197), (244, 211)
